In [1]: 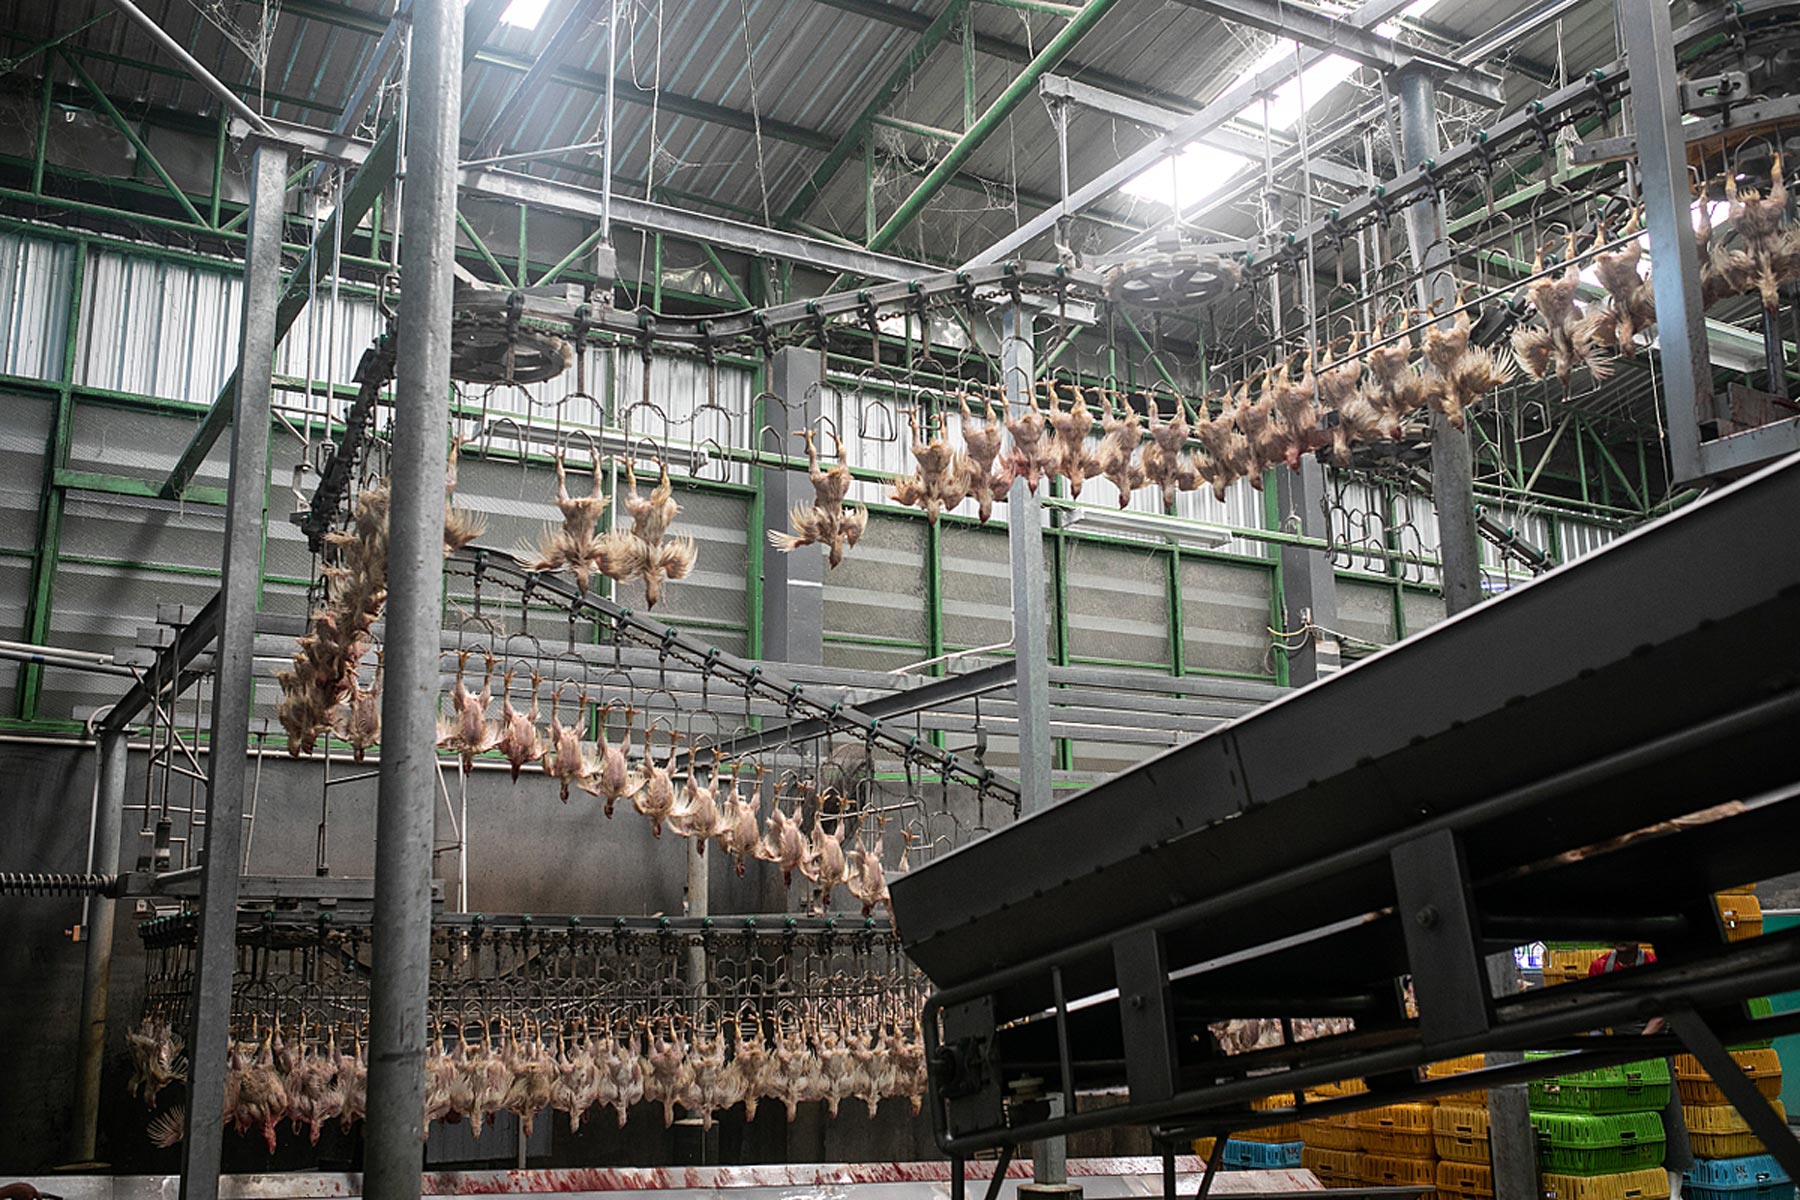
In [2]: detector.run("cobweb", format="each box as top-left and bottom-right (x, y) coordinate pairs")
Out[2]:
(180, 0), (280, 88)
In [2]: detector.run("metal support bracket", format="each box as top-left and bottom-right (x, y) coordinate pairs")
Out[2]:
(1114, 929), (1178, 1104)
(1391, 829), (1494, 1044)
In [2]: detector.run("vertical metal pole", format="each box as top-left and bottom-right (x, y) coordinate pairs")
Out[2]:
(177, 137), (289, 1200)
(759, 347), (824, 665)
(1395, 68), (1483, 617)
(1484, 959), (1540, 1200)
(1620, 0), (1711, 483)
(1004, 302), (1051, 814)
(685, 828), (707, 988)
(365, 1), (459, 1193)
(600, 0), (617, 246)
(72, 727), (128, 1165)
(1275, 458), (1341, 683)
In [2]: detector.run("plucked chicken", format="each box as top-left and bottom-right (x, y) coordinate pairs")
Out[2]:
(890, 407), (970, 522)
(632, 730), (681, 836)
(955, 395), (1007, 523)
(1510, 234), (1613, 391)
(1045, 383), (1099, 498)
(1091, 392), (1146, 505)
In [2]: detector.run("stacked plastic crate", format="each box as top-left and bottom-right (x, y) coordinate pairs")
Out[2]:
(1219, 1093), (1308, 1170)
(1675, 891), (1793, 1200)
(1299, 1079), (1369, 1188)
(1431, 1054), (1495, 1200)
(1531, 1056), (1674, 1200)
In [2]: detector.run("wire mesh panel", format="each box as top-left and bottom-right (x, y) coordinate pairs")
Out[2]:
(1062, 538), (1172, 668)
(66, 400), (232, 490)
(1399, 587), (1447, 638)
(607, 488), (750, 639)
(939, 523), (1014, 652)
(0, 233), (73, 380)
(1179, 556), (1273, 677)
(1334, 576), (1399, 650)
(822, 511), (927, 648)
(0, 390), (51, 555)
(1065, 735), (1169, 780)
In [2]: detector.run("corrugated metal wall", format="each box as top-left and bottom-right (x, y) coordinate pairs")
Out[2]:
(0, 233), (72, 380)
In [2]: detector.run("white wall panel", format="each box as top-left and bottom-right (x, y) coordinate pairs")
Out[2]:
(0, 233), (74, 380)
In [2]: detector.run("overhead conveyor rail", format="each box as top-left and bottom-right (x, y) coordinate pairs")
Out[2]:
(889, 451), (1800, 1171)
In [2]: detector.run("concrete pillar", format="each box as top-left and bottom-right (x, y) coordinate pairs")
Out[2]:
(760, 346), (825, 665)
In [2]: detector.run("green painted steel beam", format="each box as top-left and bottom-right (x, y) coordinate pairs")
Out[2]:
(59, 49), (207, 228)
(457, 209), (517, 287)
(781, 0), (971, 227)
(16, 240), (84, 720)
(58, 468), (228, 507)
(867, 0), (1124, 253)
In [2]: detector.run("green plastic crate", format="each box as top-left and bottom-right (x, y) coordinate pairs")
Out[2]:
(1527, 1055), (1672, 1113)
(1730, 997), (1775, 1051)
(1530, 1110), (1666, 1175)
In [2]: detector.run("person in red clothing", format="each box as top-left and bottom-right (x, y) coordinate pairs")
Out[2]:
(1589, 943), (1693, 1182)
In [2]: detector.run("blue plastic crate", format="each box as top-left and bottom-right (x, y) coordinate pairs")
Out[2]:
(1685, 1154), (1794, 1200)
(1222, 1138), (1305, 1168)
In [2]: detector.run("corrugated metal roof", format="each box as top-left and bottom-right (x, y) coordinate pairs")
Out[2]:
(4, 0), (1631, 253)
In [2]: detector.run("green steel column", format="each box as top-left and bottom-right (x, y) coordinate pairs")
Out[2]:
(517, 204), (528, 286)
(925, 516), (944, 671)
(746, 364), (766, 662)
(17, 239), (86, 720)
(1263, 473), (1289, 689)
(33, 69), (52, 195)
(866, 0), (1123, 253)
(210, 110), (226, 227)
(1049, 527), (1073, 774)
(60, 50), (207, 228)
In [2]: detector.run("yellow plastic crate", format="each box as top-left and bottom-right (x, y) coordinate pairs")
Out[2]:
(1548, 949), (1608, 975)
(1301, 1120), (1363, 1152)
(1684, 1099), (1786, 1134)
(1691, 1130), (1772, 1157)
(1355, 1102), (1435, 1133)
(1684, 1099), (1785, 1157)
(1433, 1105), (1492, 1163)
(1717, 892), (1764, 941)
(1541, 1167), (1671, 1200)
(1237, 1121), (1304, 1143)
(1433, 1105), (1491, 1138)
(1437, 1160), (1494, 1197)
(1543, 963), (1590, 988)
(1193, 1137), (1216, 1159)
(1361, 1128), (1434, 1156)
(1428, 1055), (1491, 1106)
(1673, 1048), (1783, 1105)
(1314, 1078), (1370, 1097)
(1362, 1152), (1438, 1187)
(1252, 1092), (1297, 1110)
(1301, 1147), (1363, 1187)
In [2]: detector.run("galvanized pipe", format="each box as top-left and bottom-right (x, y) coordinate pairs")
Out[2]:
(1394, 68), (1484, 618)
(71, 727), (127, 1164)
(364, 0), (459, 1191)
(600, 0), (617, 246)
(1002, 303), (1052, 816)
(107, 0), (276, 137)
(177, 136), (289, 1200)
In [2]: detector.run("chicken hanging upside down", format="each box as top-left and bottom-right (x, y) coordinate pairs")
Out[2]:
(890, 406), (969, 522)
(767, 429), (867, 567)
(518, 453), (613, 594)
(956, 394), (1007, 523)
(1510, 232), (1613, 392)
